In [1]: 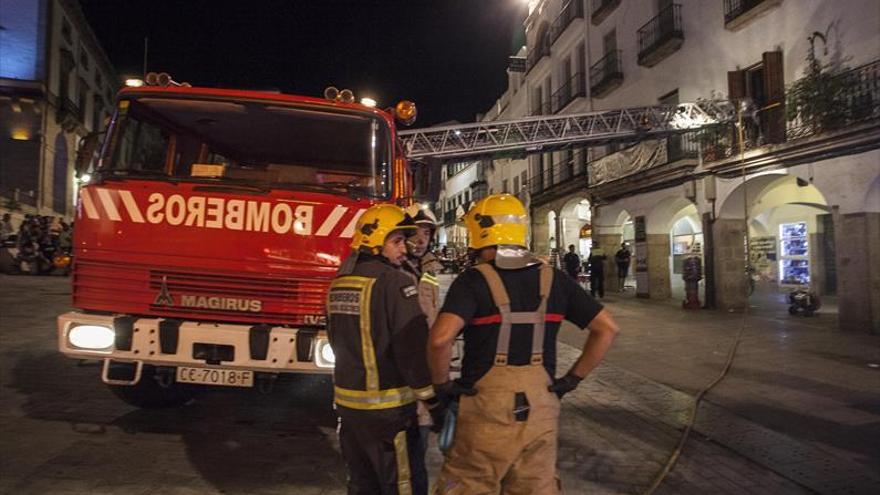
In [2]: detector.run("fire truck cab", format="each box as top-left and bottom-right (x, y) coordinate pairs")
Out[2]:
(58, 80), (431, 407)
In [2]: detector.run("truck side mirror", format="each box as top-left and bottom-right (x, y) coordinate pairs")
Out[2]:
(75, 131), (104, 177)
(411, 157), (441, 203)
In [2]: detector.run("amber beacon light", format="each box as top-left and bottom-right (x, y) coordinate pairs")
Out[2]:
(394, 100), (417, 126)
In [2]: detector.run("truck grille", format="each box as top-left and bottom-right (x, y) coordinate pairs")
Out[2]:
(73, 259), (330, 326)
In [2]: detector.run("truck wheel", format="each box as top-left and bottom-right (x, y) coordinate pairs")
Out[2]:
(107, 366), (195, 408)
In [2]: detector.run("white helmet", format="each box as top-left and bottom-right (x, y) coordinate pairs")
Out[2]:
(405, 204), (438, 230)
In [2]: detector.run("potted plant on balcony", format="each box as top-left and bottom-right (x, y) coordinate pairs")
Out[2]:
(786, 32), (850, 137)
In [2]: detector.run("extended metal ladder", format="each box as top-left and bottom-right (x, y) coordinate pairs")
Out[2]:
(399, 100), (736, 160)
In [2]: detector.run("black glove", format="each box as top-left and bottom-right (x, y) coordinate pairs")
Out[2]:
(429, 381), (477, 432)
(548, 372), (583, 399)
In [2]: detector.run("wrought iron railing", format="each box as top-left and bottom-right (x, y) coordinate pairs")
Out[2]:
(551, 1), (584, 45)
(701, 58), (880, 162)
(589, 50), (623, 95)
(786, 59), (880, 140)
(552, 73), (587, 113)
(666, 131), (700, 162)
(526, 31), (552, 74)
(637, 4), (683, 64)
(530, 149), (589, 196)
(724, 0), (768, 25)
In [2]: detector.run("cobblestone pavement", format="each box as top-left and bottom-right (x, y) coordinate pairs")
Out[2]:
(1, 273), (877, 494)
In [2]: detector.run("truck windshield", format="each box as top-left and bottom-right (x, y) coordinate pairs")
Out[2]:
(100, 97), (392, 198)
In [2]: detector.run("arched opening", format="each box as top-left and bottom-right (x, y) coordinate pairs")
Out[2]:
(559, 198), (591, 258)
(717, 174), (832, 311)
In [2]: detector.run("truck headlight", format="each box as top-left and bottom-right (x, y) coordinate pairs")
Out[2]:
(315, 339), (335, 368)
(68, 324), (115, 350)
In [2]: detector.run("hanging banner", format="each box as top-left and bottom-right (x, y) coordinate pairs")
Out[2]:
(634, 216), (649, 298)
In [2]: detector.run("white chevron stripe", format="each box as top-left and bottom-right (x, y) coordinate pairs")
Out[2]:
(316, 205), (348, 236)
(96, 188), (121, 221)
(118, 190), (145, 223)
(340, 208), (366, 238)
(79, 188), (100, 219)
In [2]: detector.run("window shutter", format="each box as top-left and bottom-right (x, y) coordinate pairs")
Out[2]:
(762, 50), (786, 143)
(727, 70), (746, 99)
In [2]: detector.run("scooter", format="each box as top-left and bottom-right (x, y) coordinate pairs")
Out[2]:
(788, 287), (821, 316)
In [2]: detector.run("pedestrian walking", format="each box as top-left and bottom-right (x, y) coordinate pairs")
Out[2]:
(327, 204), (439, 495)
(427, 194), (619, 494)
(562, 244), (581, 280)
(588, 247), (607, 298)
(615, 243), (632, 291)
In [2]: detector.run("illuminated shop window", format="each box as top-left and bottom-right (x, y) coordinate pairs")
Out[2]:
(779, 222), (809, 285)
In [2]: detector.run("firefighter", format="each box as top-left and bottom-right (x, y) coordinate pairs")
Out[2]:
(427, 194), (619, 494)
(401, 204), (444, 452)
(327, 204), (438, 495)
(402, 204), (442, 326)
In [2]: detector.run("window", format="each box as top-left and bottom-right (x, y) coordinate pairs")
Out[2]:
(779, 222), (809, 285)
(520, 170), (528, 189)
(95, 72), (103, 88)
(464, 190), (470, 204)
(514, 175), (521, 193)
(103, 97), (394, 198)
(502, 179), (509, 193)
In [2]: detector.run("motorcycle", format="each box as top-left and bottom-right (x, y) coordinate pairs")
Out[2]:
(788, 287), (820, 316)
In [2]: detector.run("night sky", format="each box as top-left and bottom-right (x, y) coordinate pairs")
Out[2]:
(79, 0), (528, 126)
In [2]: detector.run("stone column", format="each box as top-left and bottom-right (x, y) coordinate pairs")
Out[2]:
(836, 212), (880, 333)
(596, 233), (622, 292)
(646, 234), (671, 300)
(713, 218), (747, 311)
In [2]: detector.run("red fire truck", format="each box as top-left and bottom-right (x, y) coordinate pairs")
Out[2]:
(57, 77), (431, 407)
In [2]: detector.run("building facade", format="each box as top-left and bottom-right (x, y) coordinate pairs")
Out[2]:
(471, 0), (879, 332)
(1, 0), (118, 221)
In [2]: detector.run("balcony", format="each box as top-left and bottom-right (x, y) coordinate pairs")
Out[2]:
(702, 59), (880, 163)
(589, 50), (623, 98)
(552, 72), (587, 113)
(550, 0), (584, 46)
(724, 0), (782, 31)
(530, 149), (589, 205)
(55, 97), (81, 131)
(526, 43), (551, 74)
(591, 0), (620, 25)
(637, 4), (684, 67)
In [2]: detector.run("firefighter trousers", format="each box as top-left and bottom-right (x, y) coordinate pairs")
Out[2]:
(338, 404), (427, 495)
(434, 364), (562, 495)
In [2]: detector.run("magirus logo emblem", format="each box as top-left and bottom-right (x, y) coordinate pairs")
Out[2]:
(154, 276), (174, 306)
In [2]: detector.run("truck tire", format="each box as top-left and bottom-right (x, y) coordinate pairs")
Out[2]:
(107, 366), (195, 408)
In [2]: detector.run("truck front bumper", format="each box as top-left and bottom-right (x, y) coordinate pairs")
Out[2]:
(57, 311), (334, 376)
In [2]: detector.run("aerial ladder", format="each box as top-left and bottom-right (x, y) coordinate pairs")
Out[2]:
(400, 100), (738, 161)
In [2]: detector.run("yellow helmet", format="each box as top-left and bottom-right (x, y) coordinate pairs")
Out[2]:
(464, 194), (528, 250)
(350, 204), (417, 252)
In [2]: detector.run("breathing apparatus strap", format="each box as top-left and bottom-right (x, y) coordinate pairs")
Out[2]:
(474, 262), (553, 366)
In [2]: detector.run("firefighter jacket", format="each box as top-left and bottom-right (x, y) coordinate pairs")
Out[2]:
(327, 253), (436, 411)
(403, 253), (442, 327)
